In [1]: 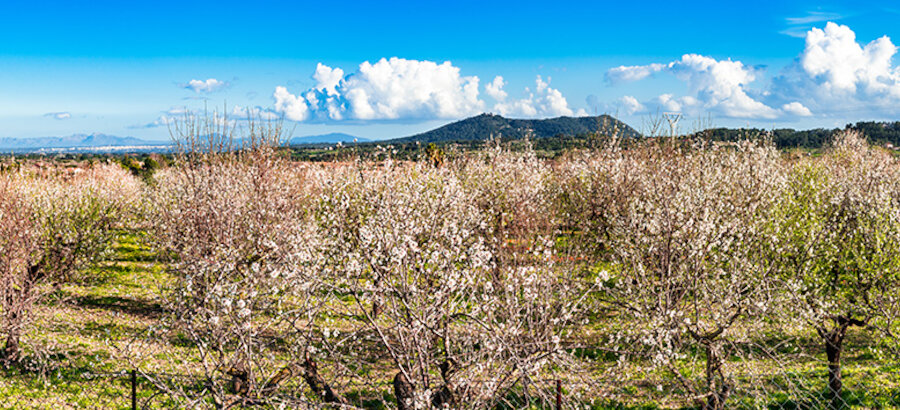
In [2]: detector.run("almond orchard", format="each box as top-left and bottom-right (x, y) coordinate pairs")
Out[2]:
(1, 119), (899, 409)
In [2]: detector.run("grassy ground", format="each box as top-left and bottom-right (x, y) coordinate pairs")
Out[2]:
(0, 230), (170, 409)
(2, 229), (900, 409)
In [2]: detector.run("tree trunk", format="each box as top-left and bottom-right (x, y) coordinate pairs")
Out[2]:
(299, 355), (347, 404)
(431, 360), (455, 407)
(258, 354), (348, 404)
(394, 371), (415, 410)
(226, 361), (250, 396)
(372, 277), (382, 319)
(702, 343), (728, 410)
(2, 289), (28, 366)
(825, 326), (846, 410)
(1, 326), (20, 365)
(1, 262), (42, 366)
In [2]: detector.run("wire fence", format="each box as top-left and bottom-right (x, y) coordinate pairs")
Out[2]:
(0, 360), (897, 409)
(0, 320), (898, 409)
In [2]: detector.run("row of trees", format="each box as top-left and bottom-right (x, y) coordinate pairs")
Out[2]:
(137, 118), (595, 407)
(3, 117), (900, 408)
(556, 131), (900, 408)
(701, 121), (900, 150)
(0, 164), (139, 364)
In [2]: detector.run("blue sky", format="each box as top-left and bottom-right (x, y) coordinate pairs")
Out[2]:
(2, 0), (900, 141)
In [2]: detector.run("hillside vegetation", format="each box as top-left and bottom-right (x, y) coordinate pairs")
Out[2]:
(389, 113), (641, 143)
(701, 121), (900, 149)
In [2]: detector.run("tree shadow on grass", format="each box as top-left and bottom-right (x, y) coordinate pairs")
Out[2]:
(70, 294), (163, 319)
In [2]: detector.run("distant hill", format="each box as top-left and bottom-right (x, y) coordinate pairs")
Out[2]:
(0, 133), (169, 153)
(289, 133), (369, 145)
(388, 113), (641, 143)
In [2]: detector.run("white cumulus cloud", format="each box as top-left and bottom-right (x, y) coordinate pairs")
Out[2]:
(485, 76), (508, 101)
(802, 22), (898, 95)
(606, 63), (667, 84)
(312, 63), (344, 96)
(274, 86), (310, 121)
(44, 112), (71, 120)
(781, 102), (813, 117)
(273, 58), (484, 122)
(605, 54), (778, 119)
(618, 96), (645, 115)
(669, 54), (778, 119)
(491, 76), (586, 118)
(766, 22), (900, 118)
(184, 78), (229, 93)
(607, 22), (900, 121)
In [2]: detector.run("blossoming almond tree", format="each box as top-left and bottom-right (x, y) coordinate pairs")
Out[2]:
(593, 140), (785, 409)
(771, 130), (900, 409)
(319, 162), (491, 408)
(0, 165), (137, 365)
(318, 156), (594, 409)
(144, 115), (341, 407)
(0, 176), (38, 365)
(455, 144), (555, 283)
(551, 141), (640, 260)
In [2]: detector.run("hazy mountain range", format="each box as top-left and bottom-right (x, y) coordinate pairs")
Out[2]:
(0, 133), (168, 152)
(0, 114), (641, 153)
(0, 132), (372, 153)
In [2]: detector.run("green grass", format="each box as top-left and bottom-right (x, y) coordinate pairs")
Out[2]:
(0, 229), (178, 408)
(3, 228), (900, 409)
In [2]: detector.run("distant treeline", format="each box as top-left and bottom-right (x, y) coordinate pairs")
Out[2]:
(699, 121), (900, 149)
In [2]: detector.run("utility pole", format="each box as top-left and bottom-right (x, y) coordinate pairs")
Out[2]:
(663, 112), (683, 137)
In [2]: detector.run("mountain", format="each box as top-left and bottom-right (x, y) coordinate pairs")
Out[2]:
(387, 113), (641, 143)
(289, 133), (369, 145)
(0, 133), (169, 153)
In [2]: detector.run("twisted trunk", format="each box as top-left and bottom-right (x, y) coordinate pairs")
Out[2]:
(225, 354), (348, 407)
(820, 318), (852, 410)
(431, 360), (456, 408)
(1, 325), (20, 365)
(394, 371), (415, 410)
(702, 342), (729, 410)
(825, 331), (844, 410)
(372, 277), (382, 319)
(1, 262), (42, 365)
(296, 355), (347, 404)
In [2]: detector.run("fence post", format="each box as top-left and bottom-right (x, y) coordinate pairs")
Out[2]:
(131, 369), (137, 410)
(556, 379), (562, 410)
